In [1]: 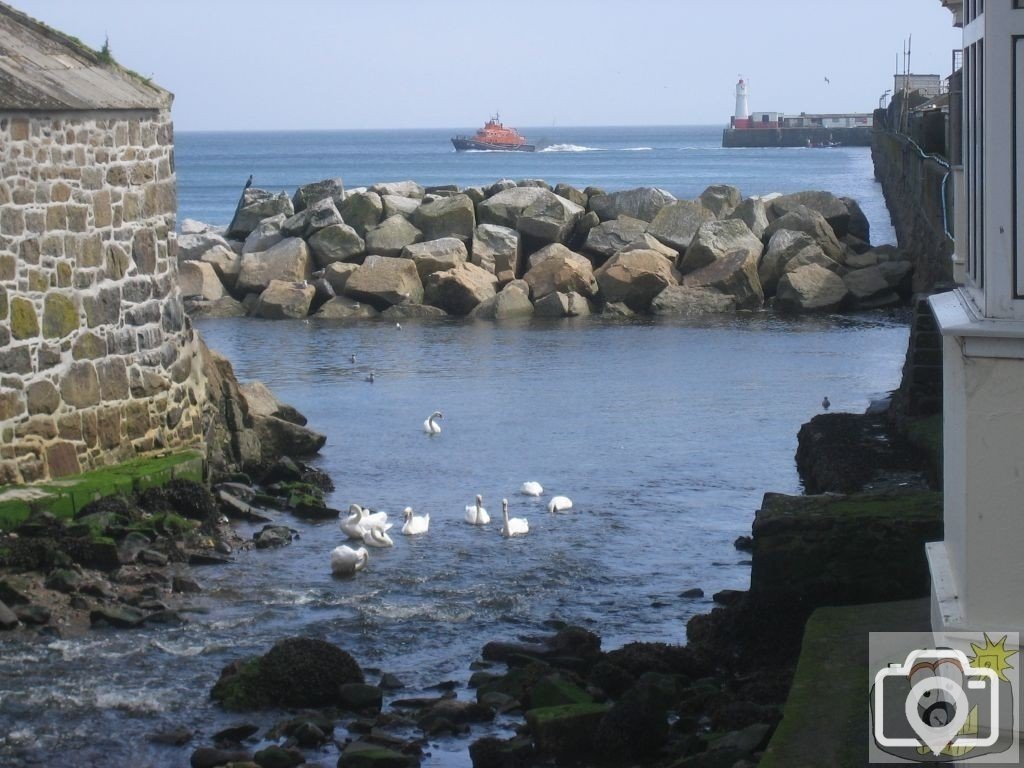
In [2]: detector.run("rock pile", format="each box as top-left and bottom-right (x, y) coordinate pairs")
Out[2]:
(178, 179), (913, 320)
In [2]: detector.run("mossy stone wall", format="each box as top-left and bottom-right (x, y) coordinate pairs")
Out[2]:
(0, 110), (206, 484)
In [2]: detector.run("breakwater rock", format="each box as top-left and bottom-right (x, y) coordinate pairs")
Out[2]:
(178, 179), (914, 320)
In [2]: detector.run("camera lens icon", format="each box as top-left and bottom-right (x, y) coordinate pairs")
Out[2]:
(873, 648), (1000, 757)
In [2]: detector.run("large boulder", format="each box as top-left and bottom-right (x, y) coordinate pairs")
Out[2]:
(179, 261), (225, 301)
(227, 189), (294, 240)
(728, 197), (770, 239)
(315, 296), (379, 319)
(651, 285), (736, 316)
(772, 191), (861, 240)
(841, 196), (871, 243)
(212, 637), (362, 711)
(253, 279), (315, 320)
(241, 381), (307, 426)
(370, 180), (424, 199)
(470, 280), (534, 320)
(776, 263), (849, 312)
(307, 224), (366, 267)
(235, 238), (312, 295)
(365, 215), (422, 258)
(516, 190), (585, 245)
(699, 184), (742, 218)
(322, 262), (359, 295)
(381, 303), (447, 320)
(679, 219), (763, 275)
(534, 291), (591, 318)
(619, 234), (678, 261)
(401, 237), (468, 280)
(472, 224), (521, 283)
(763, 204), (843, 262)
(338, 192), (384, 237)
(411, 194), (475, 242)
(292, 178), (345, 213)
(682, 248), (764, 310)
(423, 262), (498, 316)
(382, 194), (421, 219)
(522, 247), (598, 300)
(305, 198), (346, 235)
(842, 265), (892, 303)
(582, 217), (650, 261)
(241, 214), (286, 255)
(477, 187), (551, 228)
(647, 201), (715, 253)
(554, 182), (588, 208)
(594, 250), (678, 312)
(177, 230), (233, 263)
(759, 231), (820, 296)
(343, 255), (424, 309)
(588, 187), (676, 223)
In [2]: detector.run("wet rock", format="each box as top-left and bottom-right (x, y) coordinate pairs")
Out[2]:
(253, 525), (297, 549)
(775, 263), (849, 312)
(469, 280), (533, 320)
(147, 726), (193, 746)
(337, 740), (419, 768)
(0, 600), (19, 630)
(533, 291), (591, 318)
(713, 589), (745, 606)
(525, 703), (610, 765)
(379, 672), (405, 690)
(254, 744), (304, 768)
(469, 735), (535, 768)
(317, 296), (380, 319)
(188, 552), (233, 566)
(650, 285), (736, 316)
(734, 535), (753, 552)
(172, 575), (203, 594)
(253, 280), (315, 320)
(90, 605), (146, 629)
(44, 568), (82, 593)
(253, 414), (326, 460)
(213, 723), (260, 744)
(594, 674), (675, 763)
(380, 303), (447, 319)
(709, 722), (773, 754)
(0, 578), (30, 605)
(190, 746), (253, 768)
(339, 682), (384, 713)
(680, 587), (705, 598)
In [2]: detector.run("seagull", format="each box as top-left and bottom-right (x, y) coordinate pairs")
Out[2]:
(822, 396), (831, 410)
(350, 354), (356, 364)
(824, 76), (830, 85)
(365, 372), (375, 383)
(244, 174), (253, 189)
(395, 322), (402, 330)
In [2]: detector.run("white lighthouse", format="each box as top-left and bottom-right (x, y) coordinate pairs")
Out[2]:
(735, 77), (749, 120)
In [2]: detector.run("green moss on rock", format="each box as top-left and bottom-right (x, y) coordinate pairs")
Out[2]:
(42, 294), (78, 338)
(10, 297), (38, 340)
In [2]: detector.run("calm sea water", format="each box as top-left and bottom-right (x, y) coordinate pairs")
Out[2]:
(0, 127), (907, 767)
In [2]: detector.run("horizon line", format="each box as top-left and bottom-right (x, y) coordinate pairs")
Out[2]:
(175, 122), (727, 134)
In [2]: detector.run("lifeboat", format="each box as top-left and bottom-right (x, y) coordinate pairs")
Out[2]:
(451, 114), (535, 152)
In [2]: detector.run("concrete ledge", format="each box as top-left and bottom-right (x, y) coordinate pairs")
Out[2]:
(0, 448), (206, 529)
(759, 599), (930, 768)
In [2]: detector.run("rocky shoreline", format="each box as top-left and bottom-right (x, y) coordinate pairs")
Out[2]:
(178, 178), (914, 321)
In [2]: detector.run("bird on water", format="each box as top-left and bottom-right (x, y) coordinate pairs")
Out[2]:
(365, 372), (375, 383)
(423, 411), (443, 435)
(822, 396), (831, 410)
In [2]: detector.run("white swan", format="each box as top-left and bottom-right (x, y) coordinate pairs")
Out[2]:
(330, 545), (368, 576)
(423, 411), (443, 435)
(401, 506), (430, 535)
(520, 481), (543, 497)
(500, 498), (529, 537)
(340, 504), (391, 540)
(362, 526), (394, 548)
(464, 494), (490, 525)
(547, 495), (573, 513)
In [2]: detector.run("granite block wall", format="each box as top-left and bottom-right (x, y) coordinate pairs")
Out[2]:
(0, 109), (206, 484)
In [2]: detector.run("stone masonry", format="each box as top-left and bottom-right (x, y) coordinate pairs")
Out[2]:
(0, 109), (206, 485)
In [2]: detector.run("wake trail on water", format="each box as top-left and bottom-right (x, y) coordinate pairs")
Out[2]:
(540, 144), (655, 153)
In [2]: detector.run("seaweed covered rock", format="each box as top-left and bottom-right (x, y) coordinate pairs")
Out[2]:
(212, 636), (365, 710)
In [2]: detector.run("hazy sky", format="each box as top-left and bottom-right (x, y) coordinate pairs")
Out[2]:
(12, 0), (962, 131)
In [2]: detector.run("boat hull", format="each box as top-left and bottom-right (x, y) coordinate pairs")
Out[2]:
(451, 137), (535, 152)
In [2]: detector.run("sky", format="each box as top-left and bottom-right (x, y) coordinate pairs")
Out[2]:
(10, 0), (963, 131)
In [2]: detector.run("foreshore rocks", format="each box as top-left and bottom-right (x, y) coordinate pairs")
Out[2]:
(179, 179), (913, 321)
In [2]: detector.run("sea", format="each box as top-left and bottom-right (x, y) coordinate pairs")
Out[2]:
(0, 125), (909, 767)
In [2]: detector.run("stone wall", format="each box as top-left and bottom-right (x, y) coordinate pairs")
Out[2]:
(870, 130), (954, 293)
(0, 109), (207, 485)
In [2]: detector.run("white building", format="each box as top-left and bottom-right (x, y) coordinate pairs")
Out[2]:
(928, 1), (1024, 639)
(894, 73), (944, 97)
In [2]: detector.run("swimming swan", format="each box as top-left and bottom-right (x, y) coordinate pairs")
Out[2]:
(340, 504), (391, 539)
(500, 498), (529, 537)
(401, 506), (430, 535)
(547, 496), (573, 513)
(423, 411), (443, 435)
(465, 494), (490, 525)
(330, 545), (368, 576)
(520, 481), (543, 496)
(362, 526), (395, 548)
